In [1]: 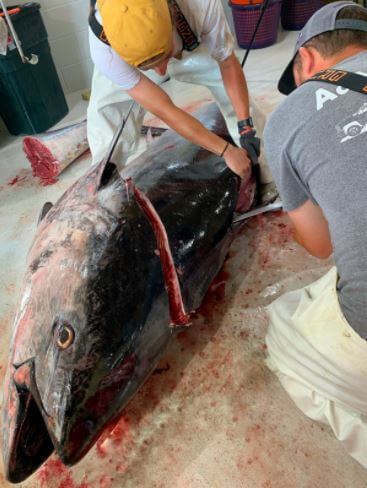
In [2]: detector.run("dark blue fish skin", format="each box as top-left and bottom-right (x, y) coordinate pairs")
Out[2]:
(2, 104), (255, 483)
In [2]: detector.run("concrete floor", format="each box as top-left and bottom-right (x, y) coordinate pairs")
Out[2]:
(1, 30), (367, 487)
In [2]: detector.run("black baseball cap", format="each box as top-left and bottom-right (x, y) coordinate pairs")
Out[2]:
(278, 1), (367, 95)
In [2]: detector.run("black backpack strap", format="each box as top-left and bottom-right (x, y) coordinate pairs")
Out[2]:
(303, 68), (367, 94)
(89, 0), (110, 46)
(168, 0), (200, 51)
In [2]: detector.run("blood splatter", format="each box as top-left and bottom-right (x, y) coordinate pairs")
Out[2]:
(99, 474), (113, 488)
(96, 438), (108, 459)
(37, 459), (63, 484)
(196, 268), (230, 320)
(7, 169), (34, 187)
(37, 458), (90, 488)
(8, 176), (24, 186)
(96, 416), (132, 459)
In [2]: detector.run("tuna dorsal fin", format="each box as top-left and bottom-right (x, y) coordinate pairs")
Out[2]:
(96, 161), (121, 190)
(38, 202), (53, 225)
(95, 105), (134, 191)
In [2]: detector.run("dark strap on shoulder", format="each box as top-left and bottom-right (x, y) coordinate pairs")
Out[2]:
(167, 0), (200, 52)
(89, 0), (200, 52)
(89, 0), (109, 45)
(303, 68), (367, 94)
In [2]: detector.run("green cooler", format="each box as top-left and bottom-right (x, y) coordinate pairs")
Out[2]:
(0, 3), (69, 135)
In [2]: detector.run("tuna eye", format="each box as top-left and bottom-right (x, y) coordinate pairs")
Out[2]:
(56, 324), (75, 349)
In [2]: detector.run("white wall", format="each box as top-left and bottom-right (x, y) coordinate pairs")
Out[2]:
(4, 0), (93, 94)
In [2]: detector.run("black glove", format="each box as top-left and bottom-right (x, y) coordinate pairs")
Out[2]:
(239, 129), (261, 162)
(239, 128), (262, 205)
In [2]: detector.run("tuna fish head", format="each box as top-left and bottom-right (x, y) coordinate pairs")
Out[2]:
(2, 162), (159, 482)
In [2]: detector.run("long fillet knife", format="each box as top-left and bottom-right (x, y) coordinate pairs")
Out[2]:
(233, 198), (283, 225)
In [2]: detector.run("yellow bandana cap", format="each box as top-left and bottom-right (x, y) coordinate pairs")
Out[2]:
(97, 0), (173, 67)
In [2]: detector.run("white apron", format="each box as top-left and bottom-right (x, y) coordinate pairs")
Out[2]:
(266, 266), (367, 468)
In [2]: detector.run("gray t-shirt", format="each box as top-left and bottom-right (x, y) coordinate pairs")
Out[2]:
(264, 51), (367, 339)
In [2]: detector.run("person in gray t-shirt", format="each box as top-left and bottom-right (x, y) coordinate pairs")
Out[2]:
(263, 2), (367, 468)
(265, 3), (367, 340)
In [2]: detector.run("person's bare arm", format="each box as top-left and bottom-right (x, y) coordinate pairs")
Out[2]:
(219, 53), (250, 121)
(287, 200), (333, 259)
(127, 74), (251, 179)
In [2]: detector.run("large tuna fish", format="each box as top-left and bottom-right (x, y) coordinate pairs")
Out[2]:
(1, 104), (256, 483)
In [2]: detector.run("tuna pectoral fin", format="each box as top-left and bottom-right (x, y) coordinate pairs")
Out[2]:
(4, 362), (54, 483)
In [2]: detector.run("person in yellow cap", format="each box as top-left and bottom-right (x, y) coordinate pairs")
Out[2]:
(87, 0), (260, 179)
